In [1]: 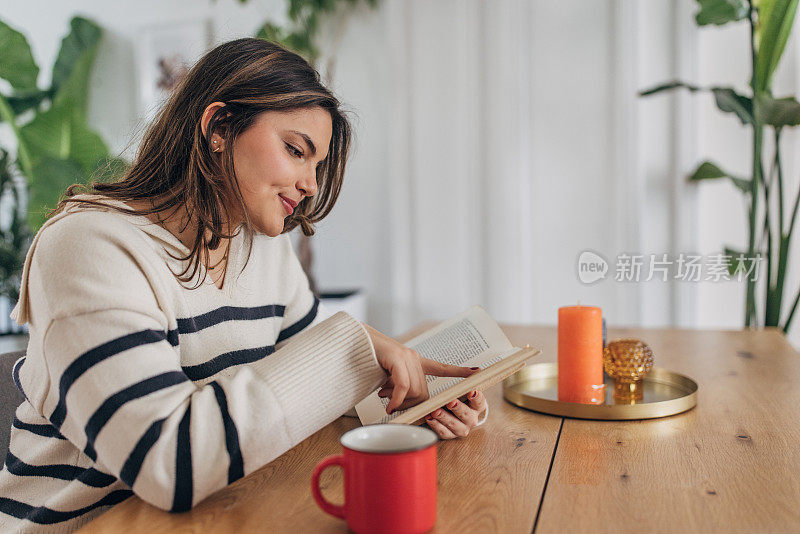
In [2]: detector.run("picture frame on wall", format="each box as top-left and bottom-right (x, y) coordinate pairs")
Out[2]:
(136, 18), (212, 122)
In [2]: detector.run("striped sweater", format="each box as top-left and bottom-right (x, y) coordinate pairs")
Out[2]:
(0, 196), (387, 532)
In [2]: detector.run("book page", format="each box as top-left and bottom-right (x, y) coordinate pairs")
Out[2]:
(404, 305), (513, 359)
(355, 305), (516, 425)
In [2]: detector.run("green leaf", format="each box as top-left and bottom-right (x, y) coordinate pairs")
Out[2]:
(695, 0), (748, 25)
(711, 87), (753, 124)
(5, 88), (49, 116)
(755, 0), (799, 93)
(25, 155), (125, 231)
(19, 99), (109, 174)
(255, 21), (318, 62)
(255, 21), (281, 40)
(0, 18), (39, 90)
(639, 81), (701, 97)
(288, 0), (337, 23)
(724, 246), (745, 276)
(253, 0), (384, 65)
(689, 160), (752, 193)
(639, 83), (754, 125)
(755, 93), (800, 127)
(51, 17), (103, 118)
(26, 157), (82, 230)
(0, 89), (46, 125)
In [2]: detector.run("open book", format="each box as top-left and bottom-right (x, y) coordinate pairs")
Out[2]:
(355, 305), (541, 426)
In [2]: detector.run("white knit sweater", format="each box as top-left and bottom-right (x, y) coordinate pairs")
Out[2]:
(0, 196), (387, 532)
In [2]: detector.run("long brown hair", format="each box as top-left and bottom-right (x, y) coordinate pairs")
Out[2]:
(50, 38), (352, 288)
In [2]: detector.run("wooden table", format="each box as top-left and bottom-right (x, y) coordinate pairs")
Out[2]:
(80, 324), (800, 533)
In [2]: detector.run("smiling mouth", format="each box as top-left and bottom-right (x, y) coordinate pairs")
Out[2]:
(279, 195), (294, 215)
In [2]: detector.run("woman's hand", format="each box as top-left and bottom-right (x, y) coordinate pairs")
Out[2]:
(425, 390), (487, 439)
(362, 323), (479, 414)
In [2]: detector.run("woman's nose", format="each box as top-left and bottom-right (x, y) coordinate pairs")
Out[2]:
(298, 169), (318, 197)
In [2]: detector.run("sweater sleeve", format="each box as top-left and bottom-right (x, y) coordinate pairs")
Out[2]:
(22, 214), (387, 512)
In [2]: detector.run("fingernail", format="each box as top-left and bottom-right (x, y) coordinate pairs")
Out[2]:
(470, 367), (480, 370)
(433, 409), (442, 417)
(446, 400), (457, 409)
(469, 390), (478, 399)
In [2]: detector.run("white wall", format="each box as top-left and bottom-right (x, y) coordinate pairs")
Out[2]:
(2, 0), (798, 346)
(370, 0), (700, 336)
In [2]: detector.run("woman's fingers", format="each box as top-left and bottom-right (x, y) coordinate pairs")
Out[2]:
(421, 358), (479, 378)
(395, 358), (432, 411)
(466, 390), (486, 413)
(385, 363), (410, 414)
(430, 408), (470, 438)
(377, 377), (393, 398)
(425, 415), (456, 439)
(426, 393), (486, 439)
(445, 399), (479, 427)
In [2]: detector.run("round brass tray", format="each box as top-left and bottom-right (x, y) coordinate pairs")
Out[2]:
(503, 362), (698, 420)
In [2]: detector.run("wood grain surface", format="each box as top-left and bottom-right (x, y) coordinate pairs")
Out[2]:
(79, 324), (800, 533)
(534, 326), (800, 533)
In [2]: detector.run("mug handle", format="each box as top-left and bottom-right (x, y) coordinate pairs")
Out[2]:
(311, 455), (346, 519)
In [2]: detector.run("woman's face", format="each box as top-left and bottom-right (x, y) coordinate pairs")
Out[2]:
(231, 107), (332, 237)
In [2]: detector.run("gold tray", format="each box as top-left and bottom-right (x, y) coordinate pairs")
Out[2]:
(503, 362), (698, 420)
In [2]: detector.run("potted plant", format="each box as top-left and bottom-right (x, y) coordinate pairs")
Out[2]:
(641, 0), (800, 333)
(0, 16), (123, 335)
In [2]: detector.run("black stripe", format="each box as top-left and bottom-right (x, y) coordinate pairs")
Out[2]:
(171, 404), (193, 512)
(181, 345), (275, 381)
(167, 328), (179, 347)
(0, 490), (132, 524)
(77, 468), (118, 488)
(12, 357), (26, 400)
(5, 451), (83, 481)
(83, 371), (188, 461)
(119, 418), (166, 488)
(276, 296), (319, 343)
(176, 304), (285, 334)
(4, 451), (116, 488)
(12, 417), (66, 440)
(50, 329), (173, 429)
(210, 382), (244, 483)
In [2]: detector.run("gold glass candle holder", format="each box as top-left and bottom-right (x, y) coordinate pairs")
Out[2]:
(603, 339), (654, 403)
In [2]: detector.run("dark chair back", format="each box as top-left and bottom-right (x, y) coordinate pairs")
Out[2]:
(0, 350), (26, 460)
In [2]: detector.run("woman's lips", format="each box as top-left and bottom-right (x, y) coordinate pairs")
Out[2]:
(279, 195), (294, 215)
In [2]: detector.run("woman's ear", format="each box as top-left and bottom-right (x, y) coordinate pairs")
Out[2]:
(201, 101), (228, 152)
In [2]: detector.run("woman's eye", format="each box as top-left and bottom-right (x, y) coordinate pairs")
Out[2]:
(285, 143), (303, 158)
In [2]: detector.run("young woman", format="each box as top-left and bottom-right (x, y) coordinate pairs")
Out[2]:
(0, 38), (487, 531)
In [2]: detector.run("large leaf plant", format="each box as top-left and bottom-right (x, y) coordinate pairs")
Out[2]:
(641, 0), (800, 333)
(0, 16), (121, 303)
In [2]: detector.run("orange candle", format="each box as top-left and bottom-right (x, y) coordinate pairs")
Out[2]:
(558, 304), (605, 404)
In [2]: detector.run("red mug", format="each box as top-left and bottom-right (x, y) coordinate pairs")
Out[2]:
(312, 424), (439, 534)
